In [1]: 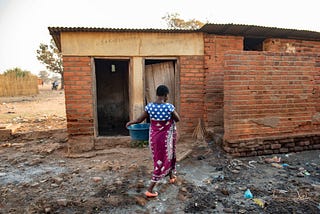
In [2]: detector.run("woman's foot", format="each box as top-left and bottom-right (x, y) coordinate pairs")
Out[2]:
(145, 191), (158, 197)
(169, 175), (177, 184)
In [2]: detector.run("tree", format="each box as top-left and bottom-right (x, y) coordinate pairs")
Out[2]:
(36, 39), (64, 89)
(162, 13), (205, 30)
(38, 70), (50, 84)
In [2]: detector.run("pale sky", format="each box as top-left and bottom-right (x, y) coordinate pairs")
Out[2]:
(0, 0), (319, 75)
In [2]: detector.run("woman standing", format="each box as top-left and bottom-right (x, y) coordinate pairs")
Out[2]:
(126, 85), (180, 197)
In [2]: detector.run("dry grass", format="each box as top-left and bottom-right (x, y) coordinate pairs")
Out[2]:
(0, 74), (39, 97)
(192, 118), (207, 141)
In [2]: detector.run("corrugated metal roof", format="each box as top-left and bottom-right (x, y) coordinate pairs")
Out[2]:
(200, 23), (320, 41)
(48, 27), (198, 51)
(48, 26), (197, 34)
(49, 24), (320, 51)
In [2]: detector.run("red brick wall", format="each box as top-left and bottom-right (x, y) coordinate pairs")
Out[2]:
(63, 55), (207, 145)
(224, 51), (320, 156)
(204, 35), (243, 133)
(63, 56), (94, 136)
(316, 56), (320, 113)
(179, 56), (205, 136)
(264, 38), (320, 53)
(62, 37), (320, 155)
(63, 55), (207, 143)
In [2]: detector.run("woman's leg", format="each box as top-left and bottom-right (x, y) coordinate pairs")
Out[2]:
(168, 171), (176, 183)
(147, 181), (156, 193)
(145, 181), (158, 197)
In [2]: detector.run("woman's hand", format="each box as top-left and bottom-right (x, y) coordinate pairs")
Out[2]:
(126, 111), (149, 128)
(126, 121), (134, 128)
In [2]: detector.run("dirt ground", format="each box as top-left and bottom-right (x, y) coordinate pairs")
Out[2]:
(0, 85), (319, 214)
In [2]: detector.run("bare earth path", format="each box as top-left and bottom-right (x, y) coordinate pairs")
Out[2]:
(0, 86), (319, 213)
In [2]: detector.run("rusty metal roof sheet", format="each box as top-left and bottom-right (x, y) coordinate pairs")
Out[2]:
(49, 24), (320, 51)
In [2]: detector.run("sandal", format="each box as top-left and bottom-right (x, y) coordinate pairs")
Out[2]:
(145, 191), (158, 197)
(169, 175), (177, 184)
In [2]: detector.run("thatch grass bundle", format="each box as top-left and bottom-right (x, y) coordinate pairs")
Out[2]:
(192, 118), (207, 141)
(0, 73), (39, 97)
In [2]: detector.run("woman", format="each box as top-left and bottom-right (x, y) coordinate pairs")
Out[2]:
(126, 85), (180, 197)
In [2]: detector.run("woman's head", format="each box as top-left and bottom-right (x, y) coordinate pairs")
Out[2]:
(156, 85), (169, 98)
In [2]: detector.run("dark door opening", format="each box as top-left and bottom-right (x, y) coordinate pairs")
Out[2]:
(95, 59), (129, 136)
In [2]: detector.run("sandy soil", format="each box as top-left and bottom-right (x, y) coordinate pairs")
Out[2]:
(0, 86), (319, 213)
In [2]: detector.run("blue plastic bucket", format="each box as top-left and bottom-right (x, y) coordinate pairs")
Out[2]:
(127, 123), (150, 141)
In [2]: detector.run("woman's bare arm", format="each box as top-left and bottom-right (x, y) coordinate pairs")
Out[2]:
(171, 110), (180, 122)
(126, 111), (149, 127)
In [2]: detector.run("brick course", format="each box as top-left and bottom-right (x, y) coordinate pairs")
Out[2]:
(204, 35), (243, 133)
(264, 38), (320, 53)
(63, 56), (95, 152)
(179, 56), (205, 136)
(61, 34), (320, 156)
(223, 51), (320, 156)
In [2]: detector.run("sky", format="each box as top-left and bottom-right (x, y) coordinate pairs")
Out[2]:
(0, 0), (319, 75)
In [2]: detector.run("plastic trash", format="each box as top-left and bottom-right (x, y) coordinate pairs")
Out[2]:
(271, 163), (283, 169)
(298, 168), (311, 176)
(303, 170), (311, 176)
(265, 156), (281, 163)
(253, 198), (265, 208)
(244, 189), (253, 199)
(248, 160), (257, 169)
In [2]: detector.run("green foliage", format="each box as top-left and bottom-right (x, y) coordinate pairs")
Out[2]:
(162, 13), (205, 30)
(130, 140), (149, 148)
(3, 67), (32, 78)
(36, 39), (62, 73)
(0, 67), (38, 96)
(36, 39), (64, 88)
(38, 70), (50, 83)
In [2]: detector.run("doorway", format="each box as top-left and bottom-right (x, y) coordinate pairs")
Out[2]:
(145, 59), (176, 105)
(94, 59), (129, 136)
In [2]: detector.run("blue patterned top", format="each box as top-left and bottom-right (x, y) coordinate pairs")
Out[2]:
(145, 102), (175, 121)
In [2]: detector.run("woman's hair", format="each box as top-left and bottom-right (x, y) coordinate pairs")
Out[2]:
(156, 85), (169, 96)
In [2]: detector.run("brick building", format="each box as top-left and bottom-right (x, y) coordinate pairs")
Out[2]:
(49, 24), (320, 156)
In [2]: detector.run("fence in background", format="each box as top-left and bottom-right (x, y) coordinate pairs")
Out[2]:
(0, 74), (39, 97)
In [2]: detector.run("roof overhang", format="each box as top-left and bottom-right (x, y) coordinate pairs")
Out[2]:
(48, 27), (198, 51)
(49, 24), (320, 52)
(200, 23), (320, 41)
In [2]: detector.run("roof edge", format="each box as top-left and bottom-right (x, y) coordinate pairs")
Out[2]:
(48, 27), (199, 33)
(49, 24), (320, 52)
(48, 27), (201, 52)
